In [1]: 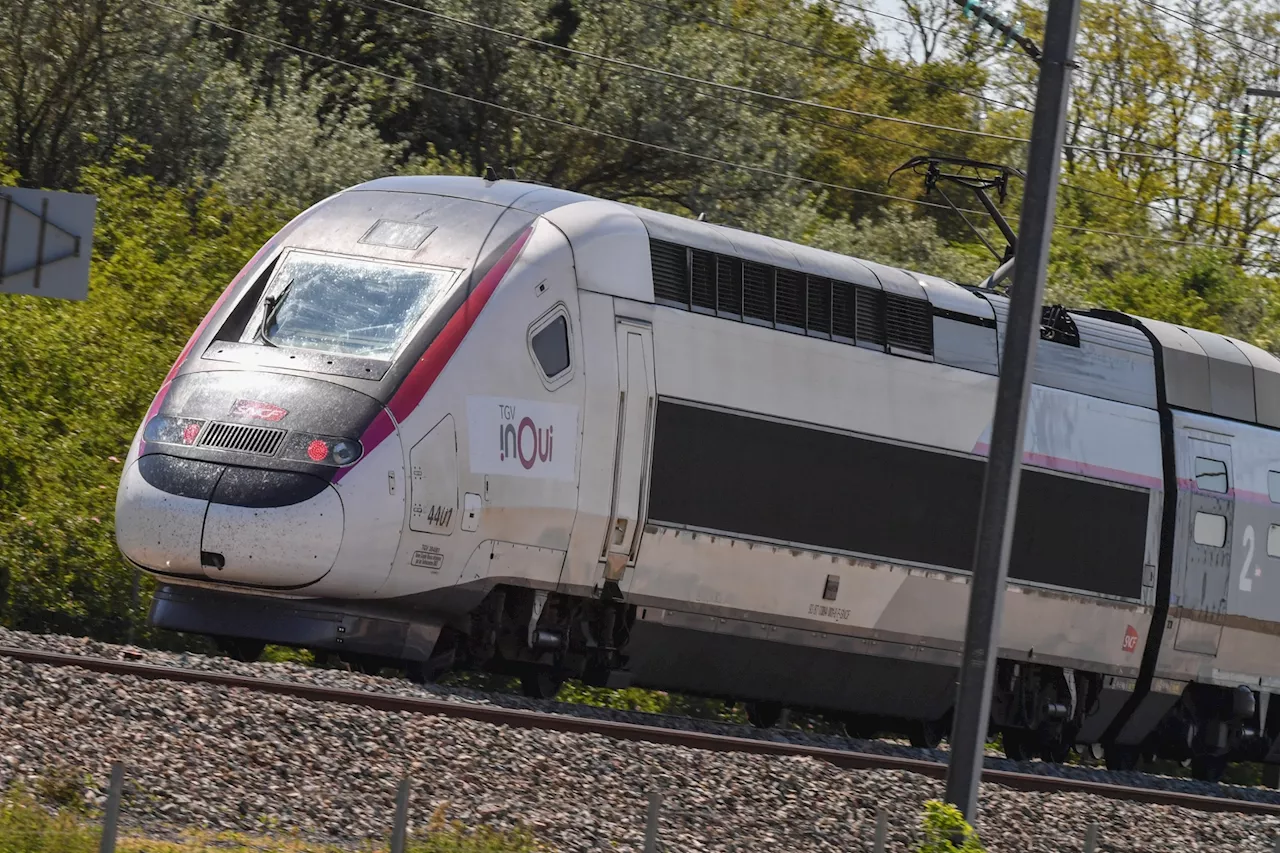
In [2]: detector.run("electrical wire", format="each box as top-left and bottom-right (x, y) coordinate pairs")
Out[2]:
(362, 0), (1031, 143)
(365, 0), (1280, 178)
(615, 0), (1035, 115)
(1134, 0), (1280, 69)
(140, 0), (1280, 257)
(836, 0), (1255, 119)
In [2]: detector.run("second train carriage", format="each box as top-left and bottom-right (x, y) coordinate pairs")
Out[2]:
(117, 175), (1280, 776)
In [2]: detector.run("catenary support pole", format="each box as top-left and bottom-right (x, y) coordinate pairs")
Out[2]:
(942, 0), (1080, 823)
(98, 761), (124, 853)
(643, 791), (662, 853)
(389, 777), (411, 853)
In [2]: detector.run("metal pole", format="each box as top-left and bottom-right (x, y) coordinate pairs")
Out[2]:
(33, 198), (48, 290)
(98, 761), (124, 853)
(872, 808), (887, 853)
(389, 777), (410, 853)
(943, 0), (1080, 823)
(1083, 823), (1098, 853)
(643, 791), (662, 853)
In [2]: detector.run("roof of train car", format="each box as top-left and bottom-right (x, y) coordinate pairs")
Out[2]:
(348, 175), (1280, 429)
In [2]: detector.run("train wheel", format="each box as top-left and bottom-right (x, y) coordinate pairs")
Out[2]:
(1002, 730), (1035, 762)
(1104, 745), (1140, 772)
(1190, 755), (1227, 783)
(214, 636), (265, 662)
(745, 701), (784, 729)
(1040, 739), (1072, 764)
(909, 720), (945, 749)
(520, 670), (564, 700)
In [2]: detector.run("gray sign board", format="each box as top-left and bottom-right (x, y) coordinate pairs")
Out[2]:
(0, 187), (96, 301)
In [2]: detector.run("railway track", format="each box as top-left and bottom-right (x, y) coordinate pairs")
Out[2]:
(2, 643), (1278, 817)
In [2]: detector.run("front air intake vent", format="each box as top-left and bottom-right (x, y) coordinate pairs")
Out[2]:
(200, 422), (286, 456)
(650, 240), (688, 304)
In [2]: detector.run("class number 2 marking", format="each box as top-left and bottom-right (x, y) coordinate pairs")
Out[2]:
(1240, 524), (1256, 593)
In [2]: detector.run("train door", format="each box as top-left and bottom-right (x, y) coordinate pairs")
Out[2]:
(1174, 434), (1234, 654)
(601, 318), (656, 590)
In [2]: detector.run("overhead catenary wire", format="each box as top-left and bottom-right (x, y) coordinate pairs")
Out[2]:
(139, 0), (1280, 257)
(352, 0), (1279, 244)
(624, 0), (1280, 220)
(615, 0), (1036, 115)
(1134, 0), (1280, 69)
(836, 0), (1256, 119)
(358, 0), (1280, 176)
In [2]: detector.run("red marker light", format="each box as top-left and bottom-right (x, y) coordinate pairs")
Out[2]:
(182, 422), (202, 445)
(306, 440), (329, 462)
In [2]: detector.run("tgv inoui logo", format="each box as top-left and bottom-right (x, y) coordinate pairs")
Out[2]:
(495, 403), (554, 470)
(467, 396), (578, 482)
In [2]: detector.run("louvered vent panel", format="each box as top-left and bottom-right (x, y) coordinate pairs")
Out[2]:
(832, 281), (855, 339)
(806, 276), (831, 335)
(716, 256), (741, 315)
(855, 287), (886, 346)
(775, 269), (806, 329)
(742, 262), (773, 323)
(650, 240), (688, 304)
(200, 422), (285, 456)
(885, 294), (933, 355)
(691, 250), (716, 310)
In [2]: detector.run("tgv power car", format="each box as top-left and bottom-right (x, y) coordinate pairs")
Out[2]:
(117, 175), (1280, 778)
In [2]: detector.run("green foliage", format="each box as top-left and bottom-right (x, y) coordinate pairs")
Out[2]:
(917, 800), (985, 853)
(0, 786), (98, 853)
(0, 151), (287, 640)
(4, 0), (1280, 646)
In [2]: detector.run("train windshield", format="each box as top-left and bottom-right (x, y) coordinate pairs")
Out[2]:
(250, 250), (458, 359)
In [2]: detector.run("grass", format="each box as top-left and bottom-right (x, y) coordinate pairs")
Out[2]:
(0, 786), (544, 853)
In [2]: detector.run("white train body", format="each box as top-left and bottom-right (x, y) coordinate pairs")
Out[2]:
(116, 176), (1280, 772)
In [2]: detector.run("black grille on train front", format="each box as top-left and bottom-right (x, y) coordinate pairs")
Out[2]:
(200, 422), (286, 456)
(648, 238), (932, 357)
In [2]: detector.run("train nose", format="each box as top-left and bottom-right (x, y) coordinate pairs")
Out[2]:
(116, 455), (344, 588)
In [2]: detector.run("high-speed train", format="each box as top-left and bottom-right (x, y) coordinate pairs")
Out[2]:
(116, 175), (1280, 778)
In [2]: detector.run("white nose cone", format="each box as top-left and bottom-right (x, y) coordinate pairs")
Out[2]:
(115, 460), (208, 576)
(200, 486), (344, 587)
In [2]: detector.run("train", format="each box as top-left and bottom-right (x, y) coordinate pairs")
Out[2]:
(115, 174), (1280, 779)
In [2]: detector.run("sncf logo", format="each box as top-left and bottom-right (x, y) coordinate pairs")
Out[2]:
(496, 403), (554, 470)
(1122, 625), (1140, 653)
(231, 399), (288, 422)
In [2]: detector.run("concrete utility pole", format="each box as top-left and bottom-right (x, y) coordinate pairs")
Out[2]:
(943, 0), (1081, 823)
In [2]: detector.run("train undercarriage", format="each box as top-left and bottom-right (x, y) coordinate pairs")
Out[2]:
(195, 582), (1280, 782)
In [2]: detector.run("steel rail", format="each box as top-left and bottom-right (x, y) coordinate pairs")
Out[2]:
(2, 644), (1278, 816)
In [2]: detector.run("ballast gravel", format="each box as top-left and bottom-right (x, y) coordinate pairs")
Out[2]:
(0, 655), (1279, 852)
(0, 629), (1279, 850)
(2, 627), (1279, 806)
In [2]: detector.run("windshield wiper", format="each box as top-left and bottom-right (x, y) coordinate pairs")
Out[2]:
(258, 279), (293, 347)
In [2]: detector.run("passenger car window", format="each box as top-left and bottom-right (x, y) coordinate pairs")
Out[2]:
(531, 315), (570, 379)
(1270, 471), (1280, 503)
(1269, 525), (1280, 558)
(1193, 512), (1227, 547)
(1194, 457), (1228, 493)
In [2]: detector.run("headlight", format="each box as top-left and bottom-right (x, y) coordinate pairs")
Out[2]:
(280, 434), (363, 467)
(143, 416), (207, 446)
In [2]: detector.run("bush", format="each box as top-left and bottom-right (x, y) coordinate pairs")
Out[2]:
(917, 800), (984, 853)
(0, 787), (97, 853)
